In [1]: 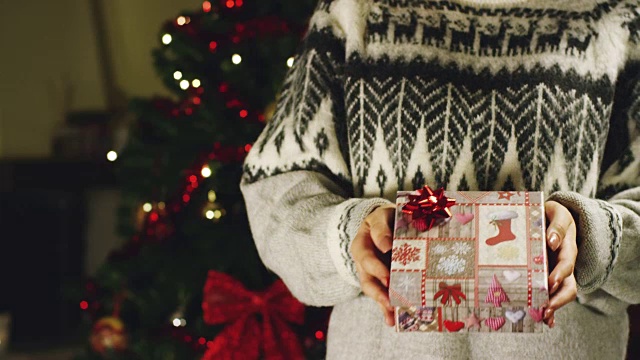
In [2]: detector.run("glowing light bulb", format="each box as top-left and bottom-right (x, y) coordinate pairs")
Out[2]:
(172, 318), (181, 327)
(213, 210), (222, 219)
(162, 34), (172, 45)
(201, 165), (212, 178)
(208, 190), (217, 202)
(192, 79), (201, 88)
(287, 57), (295, 68)
(173, 71), (183, 80)
(231, 54), (242, 64)
(205, 210), (215, 219)
(203, 1), (212, 12)
(143, 203), (153, 212)
(180, 80), (190, 90)
(158, 202), (166, 210)
(177, 16), (187, 26)
(106, 150), (118, 161)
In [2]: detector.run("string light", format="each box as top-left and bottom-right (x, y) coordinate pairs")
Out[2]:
(106, 150), (118, 161)
(143, 203), (153, 212)
(177, 16), (187, 26)
(208, 190), (217, 202)
(158, 202), (166, 210)
(209, 41), (218, 51)
(80, 301), (89, 310)
(213, 210), (223, 219)
(205, 210), (215, 219)
(201, 165), (212, 178)
(202, 1), (212, 12)
(226, 0), (234, 8)
(172, 317), (187, 327)
(173, 71), (183, 80)
(239, 109), (248, 118)
(162, 34), (172, 45)
(231, 54), (242, 64)
(192, 79), (201, 88)
(180, 80), (190, 90)
(287, 57), (295, 67)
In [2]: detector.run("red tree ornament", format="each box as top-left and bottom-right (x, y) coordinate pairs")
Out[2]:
(202, 271), (305, 360)
(402, 185), (456, 231)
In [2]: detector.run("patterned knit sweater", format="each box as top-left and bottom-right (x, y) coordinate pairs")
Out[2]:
(241, 0), (640, 358)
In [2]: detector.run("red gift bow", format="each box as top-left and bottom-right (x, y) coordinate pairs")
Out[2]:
(202, 271), (305, 360)
(433, 282), (467, 305)
(402, 185), (456, 231)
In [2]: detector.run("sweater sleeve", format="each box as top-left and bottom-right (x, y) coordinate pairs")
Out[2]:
(547, 63), (640, 306)
(240, 2), (391, 307)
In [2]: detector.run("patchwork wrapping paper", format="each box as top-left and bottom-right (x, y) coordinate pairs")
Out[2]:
(389, 190), (549, 333)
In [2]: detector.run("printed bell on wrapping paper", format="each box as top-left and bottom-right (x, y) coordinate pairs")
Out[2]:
(402, 185), (456, 232)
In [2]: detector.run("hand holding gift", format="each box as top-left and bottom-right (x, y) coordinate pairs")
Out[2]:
(543, 201), (578, 328)
(351, 203), (397, 327)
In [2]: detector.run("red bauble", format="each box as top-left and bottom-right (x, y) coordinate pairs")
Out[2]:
(90, 316), (128, 354)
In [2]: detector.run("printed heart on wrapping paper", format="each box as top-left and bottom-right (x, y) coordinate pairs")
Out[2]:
(529, 307), (544, 322)
(505, 309), (526, 323)
(454, 213), (474, 225)
(533, 254), (544, 265)
(485, 317), (506, 331)
(443, 320), (465, 332)
(503, 270), (521, 283)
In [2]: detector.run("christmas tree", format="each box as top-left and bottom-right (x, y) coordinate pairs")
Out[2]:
(74, 1), (331, 358)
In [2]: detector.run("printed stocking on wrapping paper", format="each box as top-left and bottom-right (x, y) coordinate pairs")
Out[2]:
(485, 210), (518, 246)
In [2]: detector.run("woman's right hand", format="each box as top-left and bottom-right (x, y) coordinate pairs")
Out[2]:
(350, 204), (397, 327)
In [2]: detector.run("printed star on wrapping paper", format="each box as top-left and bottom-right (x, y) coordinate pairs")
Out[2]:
(465, 311), (482, 330)
(497, 191), (516, 200)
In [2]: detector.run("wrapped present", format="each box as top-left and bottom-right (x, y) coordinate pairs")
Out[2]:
(389, 186), (549, 333)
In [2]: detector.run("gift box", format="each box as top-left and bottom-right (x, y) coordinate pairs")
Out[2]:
(389, 187), (549, 333)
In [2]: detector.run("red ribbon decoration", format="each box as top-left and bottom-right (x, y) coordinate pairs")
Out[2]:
(402, 185), (456, 231)
(433, 282), (467, 305)
(202, 271), (305, 360)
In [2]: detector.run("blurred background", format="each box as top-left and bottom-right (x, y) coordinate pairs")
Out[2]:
(0, 1), (638, 359)
(0, 0), (332, 359)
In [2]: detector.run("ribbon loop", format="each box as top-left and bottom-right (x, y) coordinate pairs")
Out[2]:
(202, 271), (304, 359)
(402, 185), (456, 231)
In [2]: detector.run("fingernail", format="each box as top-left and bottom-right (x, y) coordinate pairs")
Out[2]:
(544, 308), (554, 319)
(549, 233), (559, 250)
(550, 281), (559, 294)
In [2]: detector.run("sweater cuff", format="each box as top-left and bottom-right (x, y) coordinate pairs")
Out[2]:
(327, 198), (394, 287)
(547, 191), (623, 294)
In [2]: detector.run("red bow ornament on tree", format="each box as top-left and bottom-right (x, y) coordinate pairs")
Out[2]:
(402, 185), (456, 231)
(202, 271), (305, 360)
(433, 282), (467, 306)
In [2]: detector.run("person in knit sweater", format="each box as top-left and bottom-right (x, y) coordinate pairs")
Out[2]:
(241, 0), (640, 358)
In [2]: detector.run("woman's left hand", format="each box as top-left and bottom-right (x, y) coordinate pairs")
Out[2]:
(544, 201), (579, 328)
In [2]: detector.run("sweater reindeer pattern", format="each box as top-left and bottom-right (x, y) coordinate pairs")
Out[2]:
(241, 0), (640, 358)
